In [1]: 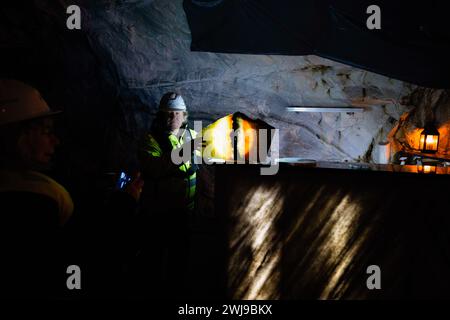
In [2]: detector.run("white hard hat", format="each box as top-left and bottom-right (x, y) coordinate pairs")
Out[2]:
(159, 92), (187, 111)
(0, 79), (60, 126)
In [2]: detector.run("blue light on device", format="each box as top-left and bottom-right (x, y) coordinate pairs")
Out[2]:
(117, 171), (131, 189)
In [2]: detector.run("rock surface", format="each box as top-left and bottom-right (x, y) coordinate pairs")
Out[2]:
(82, 0), (417, 164)
(2, 0), (448, 173)
(390, 88), (450, 157)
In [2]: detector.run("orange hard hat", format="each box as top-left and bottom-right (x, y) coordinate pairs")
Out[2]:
(0, 79), (60, 126)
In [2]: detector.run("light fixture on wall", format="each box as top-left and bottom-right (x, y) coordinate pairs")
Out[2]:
(286, 106), (364, 113)
(419, 124), (440, 154)
(202, 112), (274, 163)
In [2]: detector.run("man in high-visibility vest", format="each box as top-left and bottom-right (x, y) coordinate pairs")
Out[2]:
(139, 92), (199, 213)
(137, 91), (200, 298)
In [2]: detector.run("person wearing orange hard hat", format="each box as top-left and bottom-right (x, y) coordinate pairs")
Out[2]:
(0, 79), (148, 298)
(0, 79), (73, 297)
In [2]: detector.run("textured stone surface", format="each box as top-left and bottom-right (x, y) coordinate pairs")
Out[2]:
(2, 0), (449, 173)
(390, 88), (450, 157)
(2, 0), (450, 300)
(81, 0), (415, 164)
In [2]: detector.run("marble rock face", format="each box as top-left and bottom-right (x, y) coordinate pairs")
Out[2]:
(82, 0), (416, 164)
(5, 0), (448, 171)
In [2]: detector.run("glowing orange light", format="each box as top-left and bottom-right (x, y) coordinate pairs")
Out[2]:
(202, 113), (262, 162)
(203, 114), (234, 159)
(427, 166), (433, 173)
(236, 116), (257, 161)
(417, 163), (437, 174)
(419, 125), (440, 153)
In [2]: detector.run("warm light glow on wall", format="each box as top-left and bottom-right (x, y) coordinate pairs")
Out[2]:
(404, 128), (423, 150)
(204, 114), (233, 159)
(424, 165), (435, 174)
(202, 113), (261, 161)
(417, 164), (437, 174)
(236, 116), (257, 161)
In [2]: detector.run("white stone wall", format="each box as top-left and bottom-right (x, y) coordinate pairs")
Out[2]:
(83, 0), (417, 162)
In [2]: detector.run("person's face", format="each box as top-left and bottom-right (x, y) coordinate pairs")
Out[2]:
(18, 117), (60, 167)
(164, 111), (185, 132)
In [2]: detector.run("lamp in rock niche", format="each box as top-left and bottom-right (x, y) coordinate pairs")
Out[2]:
(202, 112), (274, 163)
(419, 124), (440, 154)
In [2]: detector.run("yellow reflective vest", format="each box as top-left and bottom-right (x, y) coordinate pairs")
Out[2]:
(139, 128), (197, 212)
(0, 170), (74, 225)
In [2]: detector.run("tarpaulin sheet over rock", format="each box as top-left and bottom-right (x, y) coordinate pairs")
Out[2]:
(183, 0), (450, 88)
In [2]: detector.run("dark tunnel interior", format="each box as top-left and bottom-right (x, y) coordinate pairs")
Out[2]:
(1, 1), (450, 306)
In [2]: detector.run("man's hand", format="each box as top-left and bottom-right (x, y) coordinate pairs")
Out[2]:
(124, 172), (144, 201)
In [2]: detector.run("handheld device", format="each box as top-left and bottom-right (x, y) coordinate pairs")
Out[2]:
(117, 171), (131, 189)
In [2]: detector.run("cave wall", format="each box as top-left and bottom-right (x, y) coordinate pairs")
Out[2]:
(1, 2), (121, 181)
(1, 0), (449, 181)
(390, 88), (450, 157)
(83, 0), (413, 163)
